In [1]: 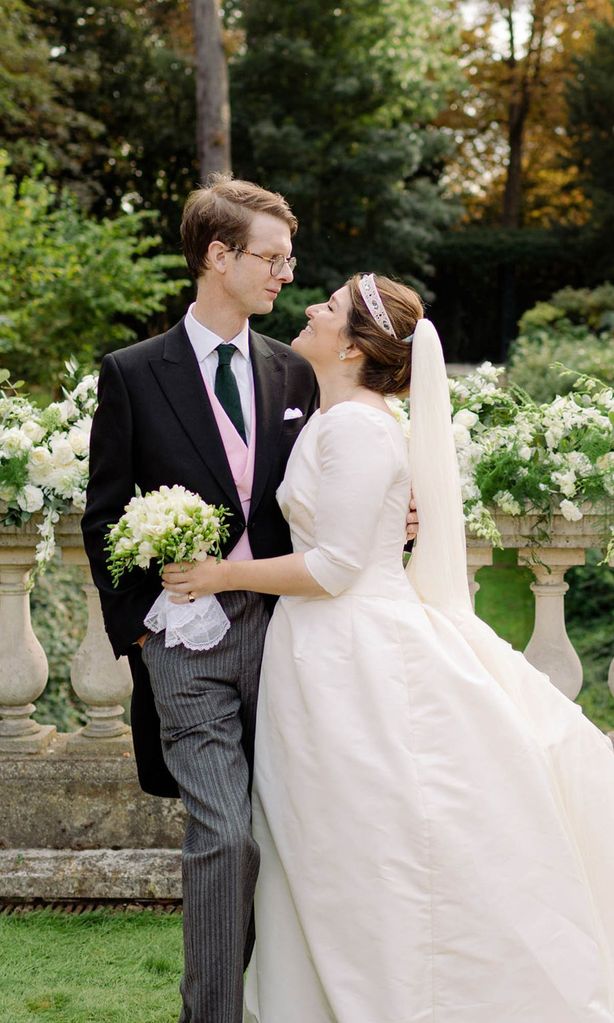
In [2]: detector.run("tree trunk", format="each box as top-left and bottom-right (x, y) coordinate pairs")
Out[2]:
(502, 99), (526, 228)
(192, 0), (231, 180)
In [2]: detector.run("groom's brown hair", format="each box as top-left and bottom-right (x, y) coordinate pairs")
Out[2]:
(181, 175), (298, 279)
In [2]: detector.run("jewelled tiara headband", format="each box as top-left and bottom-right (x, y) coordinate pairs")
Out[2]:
(358, 273), (415, 345)
(358, 274), (397, 337)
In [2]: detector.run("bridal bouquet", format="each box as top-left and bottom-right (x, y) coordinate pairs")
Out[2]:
(106, 485), (231, 650)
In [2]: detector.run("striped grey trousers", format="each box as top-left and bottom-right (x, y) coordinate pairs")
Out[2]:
(141, 590), (270, 1023)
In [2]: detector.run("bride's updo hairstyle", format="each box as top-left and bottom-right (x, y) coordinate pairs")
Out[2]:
(344, 274), (424, 396)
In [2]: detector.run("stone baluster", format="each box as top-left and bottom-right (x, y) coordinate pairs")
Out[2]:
(518, 547), (585, 700)
(61, 543), (133, 752)
(466, 546), (493, 610)
(0, 533), (55, 752)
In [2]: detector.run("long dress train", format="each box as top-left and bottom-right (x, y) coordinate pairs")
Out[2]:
(244, 402), (614, 1023)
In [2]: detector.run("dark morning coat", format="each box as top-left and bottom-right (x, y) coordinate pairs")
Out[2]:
(81, 318), (318, 797)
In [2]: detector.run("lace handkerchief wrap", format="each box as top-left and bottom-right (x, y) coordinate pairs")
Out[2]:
(144, 591), (230, 651)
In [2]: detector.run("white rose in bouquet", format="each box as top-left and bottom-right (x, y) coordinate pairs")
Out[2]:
(21, 420), (46, 444)
(17, 484), (45, 513)
(28, 447), (53, 485)
(67, 426), (90, 456)
(453, 409), (479, 430)
(49, 435), (77, 468)
(1, 427), (32, 455)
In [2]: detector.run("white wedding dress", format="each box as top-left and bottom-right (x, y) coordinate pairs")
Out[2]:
(244, 401), (614, 1023)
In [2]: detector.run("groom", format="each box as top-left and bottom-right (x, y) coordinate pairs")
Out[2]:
(81, 177), (318, 1023)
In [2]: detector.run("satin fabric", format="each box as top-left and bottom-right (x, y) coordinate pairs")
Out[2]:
(201, 371), (256, 561)
(244, 403), (614, 1023)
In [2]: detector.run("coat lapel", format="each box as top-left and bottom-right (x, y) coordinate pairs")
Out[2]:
(250, 330), (286, 518)
(148, 320), (243, 519)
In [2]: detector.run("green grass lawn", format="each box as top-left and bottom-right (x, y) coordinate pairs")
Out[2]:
(0, 909), (183, 1023)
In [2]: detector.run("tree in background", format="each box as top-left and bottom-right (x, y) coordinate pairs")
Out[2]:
(30, 0), (198, 234)
(228, 0), (462, 297)
(566, 9), (614, 275)
(432, 0), (613, 358)
(0, 154), (187, 385)
(442, 0), (611, 228)
(0, 0), (102, 181)
(193, 0), (231, 178)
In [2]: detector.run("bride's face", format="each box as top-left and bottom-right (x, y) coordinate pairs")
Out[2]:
(292, 286), (353, 369)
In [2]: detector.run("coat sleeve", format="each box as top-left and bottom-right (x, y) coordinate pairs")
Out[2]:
(303, 407), (396, 596)
(81, 353), (158, 657)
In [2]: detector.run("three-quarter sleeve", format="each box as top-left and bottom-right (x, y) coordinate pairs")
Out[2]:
(303, 406), (396, 596)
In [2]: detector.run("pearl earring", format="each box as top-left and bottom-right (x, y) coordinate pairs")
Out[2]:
(338, 351), (347, 361)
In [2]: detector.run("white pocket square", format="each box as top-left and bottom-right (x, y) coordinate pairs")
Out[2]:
(283, 407), (304, 420)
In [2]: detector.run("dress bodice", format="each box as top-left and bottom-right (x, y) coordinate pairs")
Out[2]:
(276, 403), (412, 598)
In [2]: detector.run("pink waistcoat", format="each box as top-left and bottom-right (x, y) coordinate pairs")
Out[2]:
(202, 376), (255, 561)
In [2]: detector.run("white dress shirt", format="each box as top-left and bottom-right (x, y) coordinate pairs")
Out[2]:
(184, 303), (254, 444)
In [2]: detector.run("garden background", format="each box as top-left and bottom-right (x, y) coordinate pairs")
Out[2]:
(2, 0), (612, 731)
(1, 2), (614, 1019)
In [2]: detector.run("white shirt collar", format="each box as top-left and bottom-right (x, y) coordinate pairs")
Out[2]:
(185, 303), (250, 362)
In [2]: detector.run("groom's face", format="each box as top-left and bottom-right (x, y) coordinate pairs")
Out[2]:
(223, 212), (294, 318)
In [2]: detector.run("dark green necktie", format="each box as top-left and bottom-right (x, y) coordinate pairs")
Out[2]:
(215, 343), (246, 443)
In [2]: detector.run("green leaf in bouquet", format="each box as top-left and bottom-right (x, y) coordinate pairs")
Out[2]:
(0, 452), (29, 491)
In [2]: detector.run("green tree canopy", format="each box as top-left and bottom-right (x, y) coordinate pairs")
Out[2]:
(0, 0), (102, 180)
(229, 0), (462, 295)
(0, 153), (187, 385)
(567, 11), (614, 236)
(30, 0), (198, 229)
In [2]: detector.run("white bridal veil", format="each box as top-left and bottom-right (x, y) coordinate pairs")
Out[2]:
(406, 318), (472, 617)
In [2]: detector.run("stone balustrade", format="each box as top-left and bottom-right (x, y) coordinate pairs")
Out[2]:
(0, 513), (133, 755)
(0, 507), (611, 900)
(0, 508), (610, 750)
(467, 508), (613, 704)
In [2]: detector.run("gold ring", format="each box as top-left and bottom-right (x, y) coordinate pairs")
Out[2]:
(187, 591), (196, 603)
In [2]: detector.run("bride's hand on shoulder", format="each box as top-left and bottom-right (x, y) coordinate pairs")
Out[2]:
(162, 558), (230, 602)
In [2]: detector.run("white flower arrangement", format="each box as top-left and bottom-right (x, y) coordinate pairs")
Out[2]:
(0, 363), (97, 571)
(446, 363), (614, 559)
(1, 359), (613, 576)
(106, 485), (230, 650)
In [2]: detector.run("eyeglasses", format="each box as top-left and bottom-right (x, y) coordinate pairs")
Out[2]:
(230, 247), (297, 277)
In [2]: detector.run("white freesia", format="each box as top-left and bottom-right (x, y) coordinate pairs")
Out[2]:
(493, 490), (522, 516)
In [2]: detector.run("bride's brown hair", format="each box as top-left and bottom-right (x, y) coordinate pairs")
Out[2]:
(344, 274), (424, 396)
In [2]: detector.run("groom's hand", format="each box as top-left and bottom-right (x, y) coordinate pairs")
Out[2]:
(406, 495), (419, 541)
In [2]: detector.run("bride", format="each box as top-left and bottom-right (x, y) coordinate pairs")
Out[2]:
(163, 273), (614, 1022)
